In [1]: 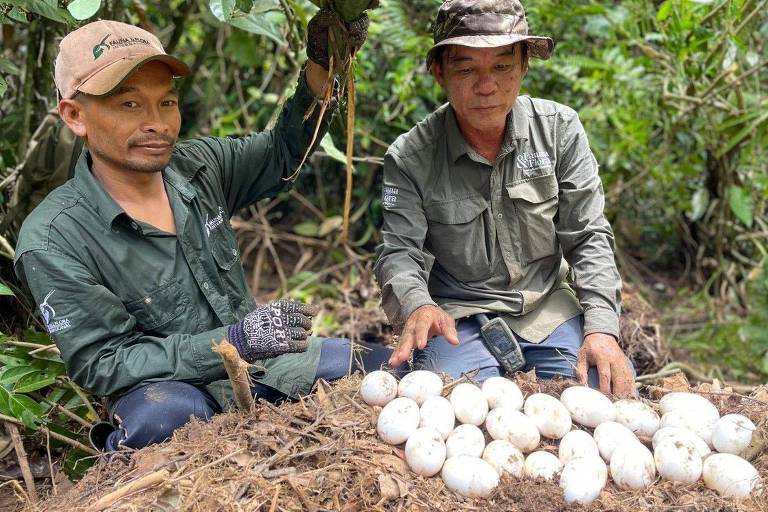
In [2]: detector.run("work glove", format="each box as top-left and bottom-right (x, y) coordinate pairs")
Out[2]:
(228, 300), (319, 362)
(307, 9), (370, 70)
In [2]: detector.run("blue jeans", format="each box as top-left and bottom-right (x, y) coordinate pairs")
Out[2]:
(100, 338), (396, 451)
(413, 315), (626, 387)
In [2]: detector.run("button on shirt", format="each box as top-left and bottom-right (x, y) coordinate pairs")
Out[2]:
(374, 96), (622, 342)
(14, 76), (333, 402)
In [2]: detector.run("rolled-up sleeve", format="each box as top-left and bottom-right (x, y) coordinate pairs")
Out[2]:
(554, 109), (622, 338)
(374, 150), (436, 326)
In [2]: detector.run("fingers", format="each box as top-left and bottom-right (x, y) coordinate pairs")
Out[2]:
(286, 313), (313, 330)
(388, 334), (414, 366)
(611, 359), (636, 398)
(596, 359), (612, 394)
(279, 300), (319, 317)
(288, 337), (310, 353)
(288, 327), (309, 340)
(575, 347), (589, 384)
(440, 314), (460, 346)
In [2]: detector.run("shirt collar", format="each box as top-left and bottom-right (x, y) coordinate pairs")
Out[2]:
(72, 149), (199, 229)
(445, 97), (530, 163)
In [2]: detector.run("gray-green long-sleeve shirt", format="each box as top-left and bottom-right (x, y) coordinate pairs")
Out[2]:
(14, 75), (332, 407)
(374, 96), (622, 342)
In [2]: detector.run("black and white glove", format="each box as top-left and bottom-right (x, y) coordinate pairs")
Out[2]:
(307, 9), (370, 70)
(228, 300), (318, 362)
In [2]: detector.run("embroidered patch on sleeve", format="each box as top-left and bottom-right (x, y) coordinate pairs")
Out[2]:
(382, 186), (399, 209)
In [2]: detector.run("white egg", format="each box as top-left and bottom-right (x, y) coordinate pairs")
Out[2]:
(659, 392), (720, 421)
(593, 421), (641, 462)
(711, 414), (756, 455)
(445, 424), (486, 458)
(652, 427), (711, 458)
(482, 440), (525, 478)
(558, 430), (600, 464)
(614, 399), (661, 437)
(441, 455), (500, 498)
(660, 409), (717, 447)
(376, 397), (420, 445)
(610, 443), (656, 490)
(481, 376), (524, 410)
(450, 383), (489, 426)
(654, 438), (703, 483)
(485, 407), (540, 452)
(404, 427), (446, 477)
(398, 370), (443, 405)
(703, 453), (761, 498)
(360, 370), (398, 406)
(419, 396), (455, 440)
(559, 385), (616, 428)
(559, 456), (608, 505)
(523, 451), (563, 481)
(524, 393), (572, 439)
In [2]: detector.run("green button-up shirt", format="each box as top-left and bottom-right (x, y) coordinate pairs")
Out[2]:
(14, 76), (332, 408)
(374, 96), (622, 342)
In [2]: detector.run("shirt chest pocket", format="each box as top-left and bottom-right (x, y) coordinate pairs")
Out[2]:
(125, 279), (190, 334)
(506, 173), (559, 265)
(209, 225), (247, 311)
(424, 196), (493, 282)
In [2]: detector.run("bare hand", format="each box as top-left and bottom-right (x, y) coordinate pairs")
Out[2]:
(575, 333), (634, 397)
(388, 305), (459, 366)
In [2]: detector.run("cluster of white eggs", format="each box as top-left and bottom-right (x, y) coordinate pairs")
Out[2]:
(360, 370), (762, 504)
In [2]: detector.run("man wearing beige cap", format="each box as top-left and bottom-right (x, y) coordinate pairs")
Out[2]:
(375, 0), (635, 396)
(13, 15), (390, 451)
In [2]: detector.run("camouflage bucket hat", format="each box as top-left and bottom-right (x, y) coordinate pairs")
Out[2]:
(426, 0), (555, 69)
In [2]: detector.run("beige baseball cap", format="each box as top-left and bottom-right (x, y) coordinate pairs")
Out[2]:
(54, 20), (189, 100)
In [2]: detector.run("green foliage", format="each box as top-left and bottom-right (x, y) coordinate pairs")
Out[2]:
(66, 0), (102, 21)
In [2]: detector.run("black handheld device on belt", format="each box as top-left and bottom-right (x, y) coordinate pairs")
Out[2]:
(476, 313), (526, 375)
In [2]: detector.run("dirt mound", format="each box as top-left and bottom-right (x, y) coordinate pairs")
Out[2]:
(32, 375), (768, 512)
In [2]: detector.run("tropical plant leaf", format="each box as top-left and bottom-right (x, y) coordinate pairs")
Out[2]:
(0, 366), (39, 385)
(0, 76), (7, 99)
(4, 0), (76, 24)
(15, 371), (58, 393)
(0, 281), (13, 296)
(67, 0), (102, 20)
(319, 133), (347, 163)
(727, 186), (754, 228)
(209, 0), (287, 45)
(293, 222), (319, 237)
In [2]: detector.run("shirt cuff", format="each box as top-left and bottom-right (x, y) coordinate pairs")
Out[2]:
(582, 307), (620, 340)
(189, 326), (231, 383)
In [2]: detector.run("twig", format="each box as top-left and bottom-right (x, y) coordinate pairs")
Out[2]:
(169, 448), (246, 483)
(268, 484), (281, 512)
(4, 422), (38, 502)
(212, 340), (254, 412)
(45, 430), (56, 496)
(67, 381), (100, 421)
(340, 60), (357, 244)
(287, 476), (319, 512)
(87, 468), (170, 511)
(29, 344), (60, 355)
(0, 413), (99, 456)
(34, 393), (93, 429)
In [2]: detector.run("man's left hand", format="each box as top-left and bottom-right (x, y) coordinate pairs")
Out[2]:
(575, 333), (634, 397)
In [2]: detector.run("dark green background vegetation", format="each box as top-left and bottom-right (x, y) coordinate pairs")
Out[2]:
(0, 0), (765, 477)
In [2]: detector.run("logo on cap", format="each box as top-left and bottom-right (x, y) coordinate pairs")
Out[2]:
(93, 33), (111, 59)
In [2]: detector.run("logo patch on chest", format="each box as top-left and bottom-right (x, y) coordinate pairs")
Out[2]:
(517, 151), (553, 175)
(204, 206), (226, 237)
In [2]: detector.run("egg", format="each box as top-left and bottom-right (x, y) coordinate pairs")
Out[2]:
(445, 424), (486, 458)
(558, 429), (600, 464)
(482, 440), (525, 478)
(376, 397), (420, 445)
(559, 456), (608, 505)
(593, 421), (641, 462)
(404, 427), (446, 477)
(359, 370), (398, 406)
(441, 455), (500, 498)
(450, 383), (489, 426)
(654, 438), (703, 483)
(610, 443), (656, 490)
(524, 393), (572, 439)
(652, 427), (711, 458)
(398, 370), (443, 405)
(711, 414), (756, 455)
(419, 396), (455, 440)
(702, 453), (761, 498)
(523, 451), (563, 481)
(559, 385), (616, 428)
(481, 376), (524, 410)
(485, 407), (540, 452)
(659, 392), (720, 421)
(660, 409), (717, 447)
(614, 399), (661, 437)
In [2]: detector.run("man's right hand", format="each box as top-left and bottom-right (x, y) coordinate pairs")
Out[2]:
(228, 300), (319, 363)
(388, 305), (459, 366)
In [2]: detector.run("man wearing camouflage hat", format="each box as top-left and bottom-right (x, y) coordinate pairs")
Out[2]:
(375, 0), (635, 396)
(14, 14), (388, 451)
